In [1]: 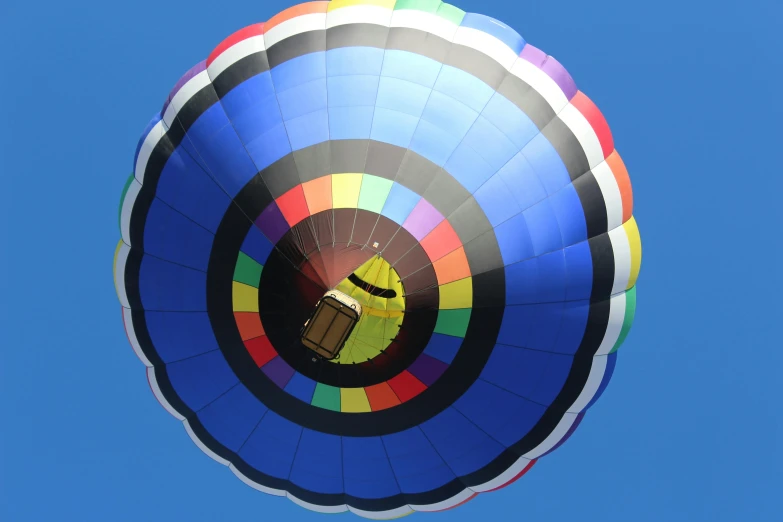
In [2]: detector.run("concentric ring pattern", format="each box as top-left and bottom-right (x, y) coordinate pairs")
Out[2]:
(114, 0), (642, 518)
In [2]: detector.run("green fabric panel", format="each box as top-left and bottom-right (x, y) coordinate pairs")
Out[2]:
(118, 173), (135, 230)
(611, 286), (637, 353)
(358, 175), (394, 213)
(434, 308), (471, 337)
(233, 252), (263, 288)
(394, 0), (441, 13)
(436, 2), (465, 24)
(311, 383), (341, 411)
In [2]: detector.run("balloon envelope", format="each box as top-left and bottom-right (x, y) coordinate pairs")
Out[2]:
(115, 0), (641, 518)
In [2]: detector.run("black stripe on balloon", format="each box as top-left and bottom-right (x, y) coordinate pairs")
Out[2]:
(572, 171), (609, 239)
(541, 117), (591, 182)
(346, 273), (397, 298)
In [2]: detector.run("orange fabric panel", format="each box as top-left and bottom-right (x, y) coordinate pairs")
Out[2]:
(606, 150), (633, 222)
(303, 176), (333, 215)
(433, 247), (471, 285)
(265, 1), (329, 32)
(234, 312), (265, 341)
(365, 382), (401, 411)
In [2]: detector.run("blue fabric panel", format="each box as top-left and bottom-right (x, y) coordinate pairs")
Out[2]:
(409, 118), (463, 167)
(381, 182), (420, 224)
(166, 350), (238, 411)
(134, 113), (161, 170)
(419, 91), (477, 143)
(155, 145), (231, 234)
(244, 122), (292, 172)
(564, 241), (593, 301)
(220, 72), (278, 139)
(497, 152), (548, 212)
(145, 311), (219, 364)
(277, 78), (328, 120)
(480, 343), (551, 398)
(241, 225), (274, 266)
(444, 142), (495, 194)
(342, 437), (401, 499)
(271, 52), (326, 92)
(528, 351), (573, 405)
(461, 116), (518, 170)
(526, 302), (565, 352)
(586, 352), (617, 409)
(494, 212), (534, 265)
(285, 109), (330, 151)
(505, 258), (536, 305)
(433, 65), (494, 113)
(524, 199), (564, 256)
(497, 306), (534, 348)
(328, 106), (374, 140)
(143, 199), (213, 272)
(380, 50), (441, 88)
(239, 411), (301, 479)
(376, 77), (431, 118)
(522, 133), (571, 195)
(196, 384), (267, 452)
(455, 379), (546, 447)
(289, 429), (344, 495)
(474, 172), (520, 227)
(383, 427), (456, 494)
(481, 93), (538, 149)
(326, 47), (384, 76)
(423, 333), (463, 364)
(221, 72), (291, 171)
(226, 90), (283, 145)
(534, 251), (568, 302)
(139, 256), (206, 311)
(370, 107), (419, 149)
(550, 184), (587, 247)
(504, 252), (567, 305)
(284, 372), (317, 404)
(327, 75), (380, 107)
(420, 407), (505, 476)
(182, 104), (259, 197)
(459, 13), (526, 55)
(550, 300), (589, 355)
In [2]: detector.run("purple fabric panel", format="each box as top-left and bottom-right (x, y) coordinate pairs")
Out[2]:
(407, 354), (448, 386)
(162, 60), (208, 115)
(255, 202), (290, 245)
(403, 199), (444, 241)
(261, 356), (296, 389)
(519, 44), (578, 100)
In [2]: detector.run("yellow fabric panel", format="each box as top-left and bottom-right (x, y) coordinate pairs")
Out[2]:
(232, 282), (259, 312)
(327, 0), (396, 12)
(113, 240), (123, 297)
(624, 216), (642, 289)
(439, 277), (472, 309)
(340, 387), (372, 412)
(332, 173), (363, 208)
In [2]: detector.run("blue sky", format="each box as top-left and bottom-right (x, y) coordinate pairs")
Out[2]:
(1, 0), (780, 520)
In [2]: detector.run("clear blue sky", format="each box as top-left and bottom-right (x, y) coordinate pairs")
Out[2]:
(1, 0), (780, 520)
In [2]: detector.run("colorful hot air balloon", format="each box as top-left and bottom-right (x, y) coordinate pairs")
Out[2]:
(114, 0), (641, 518)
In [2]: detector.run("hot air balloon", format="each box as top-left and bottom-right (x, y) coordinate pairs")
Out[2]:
(114, 0), (641, 518)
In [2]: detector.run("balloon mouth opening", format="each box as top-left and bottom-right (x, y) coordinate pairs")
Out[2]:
(298, 254), (406, 364)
